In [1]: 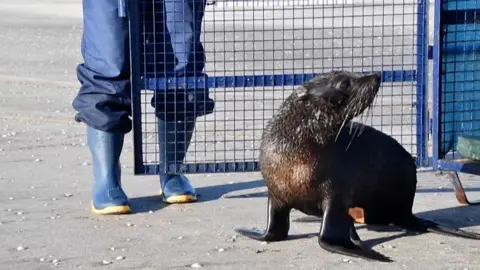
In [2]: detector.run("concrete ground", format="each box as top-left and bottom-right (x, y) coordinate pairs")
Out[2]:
(1, 0), (480, 269)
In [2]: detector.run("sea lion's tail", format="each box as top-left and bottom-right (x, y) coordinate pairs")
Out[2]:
(397, 215), (480, 240)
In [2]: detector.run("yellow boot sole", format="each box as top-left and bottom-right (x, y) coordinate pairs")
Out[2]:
(90, 201), (131, 215)
(159, 188), (197, 204)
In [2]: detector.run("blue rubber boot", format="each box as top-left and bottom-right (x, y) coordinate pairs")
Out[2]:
(87, 126), (131, 214)
(158, 118), (197, 204)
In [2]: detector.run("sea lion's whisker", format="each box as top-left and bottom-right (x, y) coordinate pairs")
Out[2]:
(345, 123), (358, 151)
(335, 116), (349, 142)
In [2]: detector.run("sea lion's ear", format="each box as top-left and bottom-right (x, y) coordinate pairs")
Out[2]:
(321, 89), (348, 105)
(294, 86), (308, 101)
(335, 77), (351, 91)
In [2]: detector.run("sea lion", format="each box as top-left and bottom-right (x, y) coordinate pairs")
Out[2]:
(233, 70), (480, 262)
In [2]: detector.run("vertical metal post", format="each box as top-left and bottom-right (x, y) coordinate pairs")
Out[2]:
(126, 0), (145, 174)
(118, 0), (127, 17)
(416, 0), (430, 167)
(432, 0), (443, 169)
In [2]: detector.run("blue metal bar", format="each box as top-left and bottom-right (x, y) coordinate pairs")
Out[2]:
(136, 157), (423, 175)
(144, 70), (416, 90)
(416, 0), (430, 167)
(437, 160), (480, 174)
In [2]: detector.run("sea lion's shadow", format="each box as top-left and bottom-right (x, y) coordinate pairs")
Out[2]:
(275, 223), (422, 247)
(225, 189), (480, 247)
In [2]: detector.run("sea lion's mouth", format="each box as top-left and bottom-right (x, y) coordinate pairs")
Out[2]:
(344, 72), (382, 120)
(333, 72), (382, 147)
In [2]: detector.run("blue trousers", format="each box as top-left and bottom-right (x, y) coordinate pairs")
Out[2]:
(72, 0), (214, 134)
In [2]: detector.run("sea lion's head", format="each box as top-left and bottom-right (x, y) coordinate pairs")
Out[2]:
(295, 70), (382, 123)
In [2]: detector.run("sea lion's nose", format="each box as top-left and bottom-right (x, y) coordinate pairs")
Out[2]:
(371, 72), (382, 83)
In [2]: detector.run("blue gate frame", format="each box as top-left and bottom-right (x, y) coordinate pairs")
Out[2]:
(123, 0), (430, 175)
(432, 0), (480, 204)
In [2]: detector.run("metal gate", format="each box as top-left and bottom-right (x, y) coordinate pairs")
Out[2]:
(431, 0), (480, 204)
(124, 0), (430, 175)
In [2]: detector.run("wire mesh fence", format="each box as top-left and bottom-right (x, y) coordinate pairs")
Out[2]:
(129, 0), (428, 174)
(433, 0), (480, 171)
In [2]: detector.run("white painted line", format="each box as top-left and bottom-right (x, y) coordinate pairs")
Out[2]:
(207, 0), (427, 9)
(0, 3), (82, 19)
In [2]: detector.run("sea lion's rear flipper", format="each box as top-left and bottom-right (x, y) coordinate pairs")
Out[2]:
(397, 215), (480, 240)
(318, 202), (392, 262)
(234, 195), (291, 242)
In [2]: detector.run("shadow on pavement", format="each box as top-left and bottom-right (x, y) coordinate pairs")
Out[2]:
(195, 179), (266, 202)
(129, 195), (167, 213)
(127, 179), (266, 213)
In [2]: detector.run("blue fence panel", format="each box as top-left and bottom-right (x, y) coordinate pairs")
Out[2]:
(127, 0), (430, 175)
(432, 0), (480, 174)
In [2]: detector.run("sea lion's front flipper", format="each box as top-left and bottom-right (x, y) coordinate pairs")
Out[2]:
(318, 201), (392, 262)
(234, 195), (291, 242)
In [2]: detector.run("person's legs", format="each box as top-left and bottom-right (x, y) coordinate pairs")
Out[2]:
(72, 0), (132, 214)
(152, 0), (215, 203)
